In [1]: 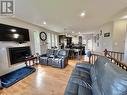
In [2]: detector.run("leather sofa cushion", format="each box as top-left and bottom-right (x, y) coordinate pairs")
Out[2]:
(72, 67), (90, 80)
(90, 57), (112, 95)
(59, 50), (66, 56)
(52, 58), (66, 68)
(90, 65), (97, 83)
(76, 63), (92, 72)
(65, 80), (92, 95)
(91, 80), (102, 95)
(48, 58), (53, 65)
(47, 49), (54, 57)
(69, 77), (92, 89)
(99, 62), (127, 95)
(71, 67), (92, 88)
(57, 50), (68, 58)
(65, 64), (92, 95)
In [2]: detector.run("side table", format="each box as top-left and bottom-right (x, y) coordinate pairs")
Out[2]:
(25, 56), (37, 66)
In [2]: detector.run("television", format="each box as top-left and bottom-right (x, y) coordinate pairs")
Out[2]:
(0, 23), (30, 43)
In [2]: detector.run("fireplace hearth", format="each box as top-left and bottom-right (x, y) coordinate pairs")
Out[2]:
(8, 46), (31, 65)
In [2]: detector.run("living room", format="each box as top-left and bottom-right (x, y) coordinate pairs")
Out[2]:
(0, 0), (127, 95)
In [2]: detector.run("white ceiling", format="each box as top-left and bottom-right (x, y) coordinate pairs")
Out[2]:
(15, 0), (127, 33)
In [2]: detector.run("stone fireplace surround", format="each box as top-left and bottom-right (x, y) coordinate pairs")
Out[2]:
(0, 41), (31, 76)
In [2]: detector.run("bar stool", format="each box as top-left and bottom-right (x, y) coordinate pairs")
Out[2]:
(74, 49), (80, 60)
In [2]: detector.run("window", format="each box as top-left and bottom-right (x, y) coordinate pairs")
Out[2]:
(88, 39), (93, 50)
(51, 33), (55, 47)
(34, 32), (41, 54)
(47, 33), (58, 48)
(55, 35), (58, 47)
(47, 32), (51, 49)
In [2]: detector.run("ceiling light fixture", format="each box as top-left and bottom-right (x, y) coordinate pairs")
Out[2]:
(72, 31), (74, 33)
(80, 11), (86, 17)
(43, 21), (47, 25)
(121, 15), (127, 19)
(78, 32), (81, 36)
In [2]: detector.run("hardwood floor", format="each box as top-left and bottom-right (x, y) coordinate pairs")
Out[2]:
(0, 57), (88, 95)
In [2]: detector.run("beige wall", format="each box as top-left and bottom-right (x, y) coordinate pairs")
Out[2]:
(82, 34), (94, 50)
(124, 22), (127, 63)
(93, 22), (113, 52)
(113, 20), (126, 52)
(124, 28), (127, 63)
(93, 20), (127, 53)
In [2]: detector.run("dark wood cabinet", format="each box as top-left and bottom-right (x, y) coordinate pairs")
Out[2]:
(59, 35), (72, 48)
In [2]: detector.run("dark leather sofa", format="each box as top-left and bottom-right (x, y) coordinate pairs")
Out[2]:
(39, 49), (56, 65)
(51, 49), (69, 68)
(64, 56), (127, 95)
(39, 49), (69, 68)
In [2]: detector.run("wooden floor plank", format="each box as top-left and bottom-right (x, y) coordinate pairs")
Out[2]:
(0, 57), (88, 95)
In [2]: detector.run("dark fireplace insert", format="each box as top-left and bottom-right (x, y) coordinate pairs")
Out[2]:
(8, 46), (31, 65)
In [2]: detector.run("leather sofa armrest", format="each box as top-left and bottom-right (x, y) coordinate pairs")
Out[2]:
(60, 57), (68, 68)
(76, 63), (93, 71)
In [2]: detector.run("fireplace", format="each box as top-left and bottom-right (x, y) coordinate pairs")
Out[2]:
(8, 46), (31, 65)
